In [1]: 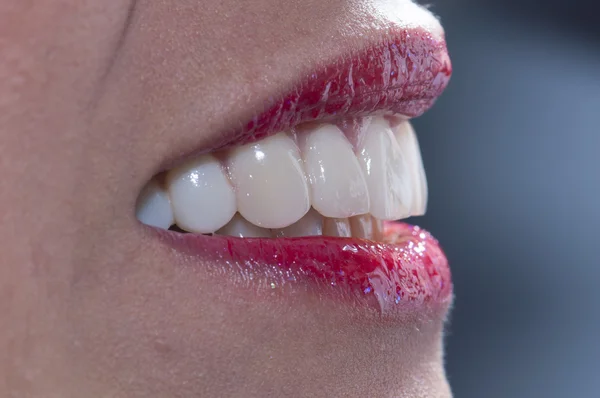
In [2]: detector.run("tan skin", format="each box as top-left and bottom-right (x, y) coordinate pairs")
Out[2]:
(0, 1), (451, 396)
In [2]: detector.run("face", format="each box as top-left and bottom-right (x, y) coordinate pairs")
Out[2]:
(0, 0), (453, 397)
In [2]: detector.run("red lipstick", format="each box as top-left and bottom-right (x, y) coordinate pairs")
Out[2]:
(210, 28), (451, 152)
(159, 223), (452, 315)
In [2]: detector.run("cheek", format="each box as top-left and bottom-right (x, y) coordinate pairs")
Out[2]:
(0, 1), (159, 394)
(0, 0), (151, 246)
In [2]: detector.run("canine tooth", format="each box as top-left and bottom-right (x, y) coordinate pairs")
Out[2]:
(166, 154), (236, 233)
(349, 214), (374, 239)
(299, 124), (369, 218)
(135, 179), (174, 229)
(358, 117), (412, 220)
(272, 208), (323, 237)
(323, 217), (352, 237)
(216, 213), (271, 238)
(227, 133), (310, 229)
(393, 122), (428, 216)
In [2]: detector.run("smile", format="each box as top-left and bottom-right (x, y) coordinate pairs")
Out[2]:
(135, 26), (452, 316)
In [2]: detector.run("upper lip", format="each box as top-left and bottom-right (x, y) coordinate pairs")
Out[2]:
(168, 27), (451, 166)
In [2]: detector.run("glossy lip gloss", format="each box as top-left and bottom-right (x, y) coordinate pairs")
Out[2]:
(154, 27), (453, 316)
(157, 223), (452, 316)
(172, 28), (451, 159)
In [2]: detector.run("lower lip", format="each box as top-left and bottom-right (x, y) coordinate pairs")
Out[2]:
(155, 222), (452, 316)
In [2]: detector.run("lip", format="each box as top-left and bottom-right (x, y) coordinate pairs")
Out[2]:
(156, 222), (452, 316)
(187, 27), (451, 156)
(151, 25), (452, 316)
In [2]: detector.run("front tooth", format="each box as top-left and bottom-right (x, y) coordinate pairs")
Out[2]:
(299, 124), (369, 218)
(323, 217), (352, 237)
(166, 154), (237, 233)
(393, 122), (428, 216)
(135, 179), (174, 229)
(227, 133), (310, 229)
(349, 214), (374, 239)
(216, 213), (271, 238)
(272, 208), (323, 237)
(358, 117), (412, 220)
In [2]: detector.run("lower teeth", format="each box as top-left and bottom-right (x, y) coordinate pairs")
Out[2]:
(167, 208), (385, 240)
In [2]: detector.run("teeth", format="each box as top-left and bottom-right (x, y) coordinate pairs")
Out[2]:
(357, 117), (413, 220)
(166, 154), (237, 233)
(349, 214), (374, 239)
(216, 213), (271, 238)
(393, 122), (428, 216)
(323, 217), (352, 237)
(227, 133), (310, 229)
(299, 124), (369, 218)
(271, 208), (323, 237)
(139, 116), (429, 237)
(135, 179), (174, 229)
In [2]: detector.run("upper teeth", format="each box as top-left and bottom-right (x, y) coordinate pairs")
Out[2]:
(227, 133), (311, 228)
(299, 123), (370, 219)
(135, 116), (428, 238)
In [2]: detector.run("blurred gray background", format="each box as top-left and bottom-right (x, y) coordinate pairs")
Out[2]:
(411, 0), (600, 396)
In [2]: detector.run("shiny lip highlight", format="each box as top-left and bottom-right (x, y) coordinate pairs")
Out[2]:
(156, 222), (452, 316)
(151, 26), (453, 315)
(190, 27), (451, 156)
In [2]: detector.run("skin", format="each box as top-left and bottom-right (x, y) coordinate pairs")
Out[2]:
(0, 0), (451, 397)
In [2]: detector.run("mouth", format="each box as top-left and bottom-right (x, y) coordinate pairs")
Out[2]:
(135, 23), (452, 317)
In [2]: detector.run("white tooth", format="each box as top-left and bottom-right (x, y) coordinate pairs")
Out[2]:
(299, 124), (370, 218)
(166, 154), (236, 233)
(227, 133), (310, 229)
(272, 208), (323, 237)
(135, 179), (174, 229)
(358, 117), (413, 220)
(323, 217), (352, 237)
(349, 214), (374, 239)
(216, 213), (271, 238)
(394, 122), (428, 216)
